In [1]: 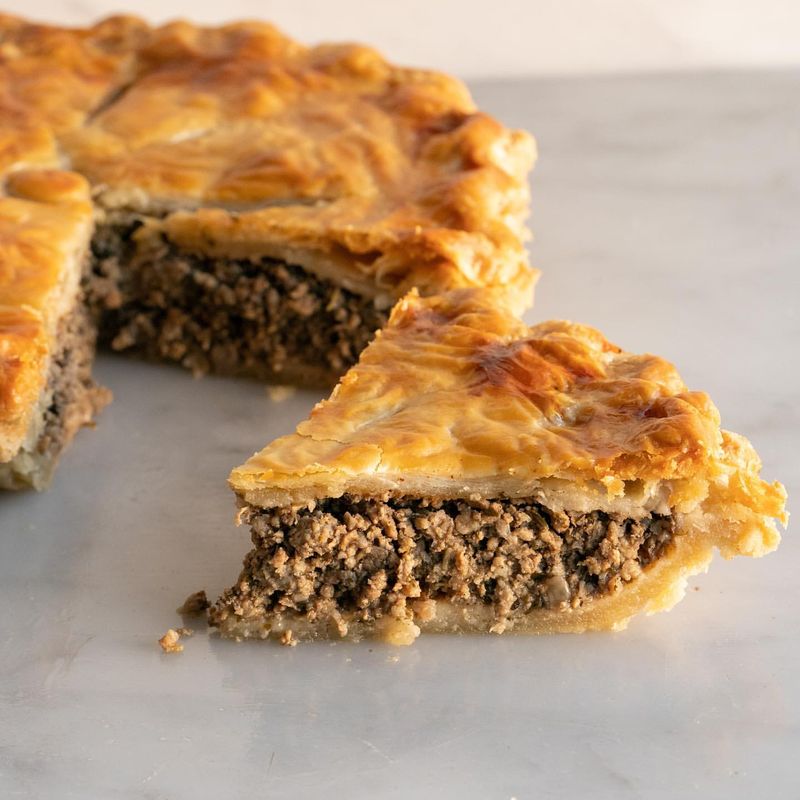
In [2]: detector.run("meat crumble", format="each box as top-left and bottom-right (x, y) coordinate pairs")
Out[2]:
(0, 296), (109, 489)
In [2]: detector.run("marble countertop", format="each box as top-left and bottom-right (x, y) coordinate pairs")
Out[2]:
(1, 71), (797, 799)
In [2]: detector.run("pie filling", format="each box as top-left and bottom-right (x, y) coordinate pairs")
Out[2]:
(0, 299), (109, 489)
(87, 218), (389, 386)
(210, 495), (677, 636)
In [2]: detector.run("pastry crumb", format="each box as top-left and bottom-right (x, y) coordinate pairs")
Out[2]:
(267, 385), (296, 403)
(176, 627), (194, 637)
(158, 628), (184, 654)
(177, 590), (210, 615)
(280, 630), (297, 647)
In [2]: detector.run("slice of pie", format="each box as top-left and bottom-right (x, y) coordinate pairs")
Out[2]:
(0, 170), (109, 489)
(210, 289), (787, 644)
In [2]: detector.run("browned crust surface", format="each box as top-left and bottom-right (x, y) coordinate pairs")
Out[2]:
(0, 170), (94, 461)
(1, 14), (537, 463)
(1, 13), (537, 308)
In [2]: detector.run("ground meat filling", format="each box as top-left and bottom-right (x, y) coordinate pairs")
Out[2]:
(211, 496), (677, 634)
(88, 219), (389, 384)
(37, 299), (109, 462)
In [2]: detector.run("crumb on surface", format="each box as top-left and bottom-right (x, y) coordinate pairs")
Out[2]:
(176, 627), (194, 637)
(158, 628), (184, 654)
(267, 384), (296, 403)
(177, 590), (210, 615)
(280, 630), (297, 647)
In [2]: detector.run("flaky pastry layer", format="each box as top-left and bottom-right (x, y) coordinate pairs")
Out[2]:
(0, 14), (147, 171)
(213, 416), (785, 645)
(222, 290), (785, 643)
(1, 13), (538, 470)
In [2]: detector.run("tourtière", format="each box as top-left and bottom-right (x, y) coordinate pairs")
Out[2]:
(0, 15), (785, 644)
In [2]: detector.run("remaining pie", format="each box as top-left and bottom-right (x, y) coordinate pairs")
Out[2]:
(210, 289), (787, 643)
(0, 15), (536, 488)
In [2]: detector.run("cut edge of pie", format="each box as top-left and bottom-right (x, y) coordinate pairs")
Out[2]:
(210, 288), (787, 644)
(0, 170), (110, 490)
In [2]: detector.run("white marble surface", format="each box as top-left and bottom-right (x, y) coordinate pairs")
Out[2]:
(1, 71), (797, 798)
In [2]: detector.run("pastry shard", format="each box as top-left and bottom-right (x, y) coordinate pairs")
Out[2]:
(0, 171), (109, 489)
(211, 289), (787, 643)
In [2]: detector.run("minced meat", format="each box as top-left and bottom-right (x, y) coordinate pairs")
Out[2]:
(87, 218), (389, 386)
(210, 495), (677, 633)
(36, 300), (110, 463)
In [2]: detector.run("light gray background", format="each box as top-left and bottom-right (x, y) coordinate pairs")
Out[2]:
(1, 71), (798, 798)
(11, 1), (800, 78)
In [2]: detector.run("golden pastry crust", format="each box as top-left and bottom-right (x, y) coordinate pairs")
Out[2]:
(0, 170), (94, 460)
(0, 14), (147, 171)
(63, 19), (535, 307)
(2, 13), (536, 310)
(231, 288), (786, 532)
(0, 14), (536, 472)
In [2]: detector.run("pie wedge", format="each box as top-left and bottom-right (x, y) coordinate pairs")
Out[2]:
(211, 289), (787, 644)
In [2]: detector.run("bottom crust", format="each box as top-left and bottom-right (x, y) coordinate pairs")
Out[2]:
(210, 496), (779, 645)
(0, 299), (110, 490)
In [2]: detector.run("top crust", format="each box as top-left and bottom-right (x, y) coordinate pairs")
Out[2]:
(0, 13), (536, 462)
(0, 14), (537, 310)
(231, 289), (787, 532)
(0, 14), (148, 172)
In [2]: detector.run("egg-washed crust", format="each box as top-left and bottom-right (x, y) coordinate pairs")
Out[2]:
(230, 288), (786, 529)
(1, 14), (537, 310)
(0, 170), (95, 461)
(0, 14), (149, 172)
